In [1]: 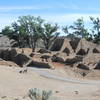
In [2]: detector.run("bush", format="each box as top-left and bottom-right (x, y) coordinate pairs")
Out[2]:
(28, 88), (53, 100)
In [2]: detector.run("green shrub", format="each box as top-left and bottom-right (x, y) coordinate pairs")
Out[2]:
(28, 88), (53, 100)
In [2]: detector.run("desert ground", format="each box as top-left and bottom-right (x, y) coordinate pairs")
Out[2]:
(0, 37), (100, 100)
(0, 65), (100, 100)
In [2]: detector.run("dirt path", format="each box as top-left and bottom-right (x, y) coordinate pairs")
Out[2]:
(29, 67), (100, 85)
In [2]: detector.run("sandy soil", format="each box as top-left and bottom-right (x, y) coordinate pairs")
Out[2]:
(0, 66), (100, 100)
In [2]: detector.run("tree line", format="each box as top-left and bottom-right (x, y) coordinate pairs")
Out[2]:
(1, 15), (100, 51)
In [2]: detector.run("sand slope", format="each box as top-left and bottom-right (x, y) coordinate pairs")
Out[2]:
(0, 66), (100, 100)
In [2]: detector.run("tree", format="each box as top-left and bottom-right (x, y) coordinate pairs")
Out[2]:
(70, 18), (89, 39)
(62, 25), (69, 34)
(12, 15), (44, 50)
(41, 23), (59, 49)
(1, 26), (14, 38)
(12, 22), (28, 47)
(62, 25), (76, 38)
(90, 17), (100, 44)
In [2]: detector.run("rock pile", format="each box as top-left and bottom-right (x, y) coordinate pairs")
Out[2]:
(0, 37), (100, 71)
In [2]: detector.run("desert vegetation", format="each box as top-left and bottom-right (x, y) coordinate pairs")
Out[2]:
(28, 88), (53, 100)
(1, 15), (100, 51)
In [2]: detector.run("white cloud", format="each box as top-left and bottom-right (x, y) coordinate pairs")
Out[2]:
(0, 6), (51, 12)
(0, 13), (100, 31)
(0, 15), (18, 30)
(41, 13), (100, 25)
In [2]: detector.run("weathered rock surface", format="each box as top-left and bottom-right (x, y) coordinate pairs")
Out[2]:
(38, 48), (51, 54)
(76, 63), (89, 70)
(94, 62), (100, 70)
(13, 53), (31, 67)
(0, 35), (11, 48)
(50, 38), (74, 54)
(0, 37), (100, 70)
(65, 56), (83, 65)
(28, 61), (52, 68)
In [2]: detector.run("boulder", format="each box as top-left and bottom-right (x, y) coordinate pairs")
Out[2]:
(38, 48), (51, 54)
(40, 55), (51, 62)
(0, 35), (11, 48)
(0, 49), (10, 60)
(65, 56), (83, 65)
(76, 48), (89, 56)
(0, 49), (4, 59)
(94, 62), (100, 69)
(63, 47), (70, 56)
(14, 53), (31, 67)
(77, 63), (89, 70)
(9, 49), (18, 61)
(0, 58), (3, 61)
(51, 55), (65, 63)
(0, 48), (18, 61)
(29, 52), (35, 57)
(93, 48), (100, 53)
(28, 61), (51, 68)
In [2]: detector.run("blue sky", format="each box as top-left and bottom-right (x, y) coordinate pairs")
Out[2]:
(0, 0), (100, 31)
